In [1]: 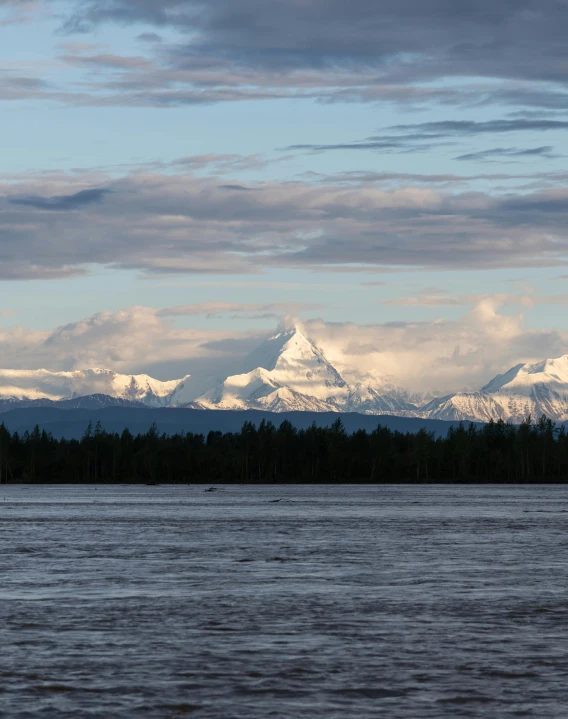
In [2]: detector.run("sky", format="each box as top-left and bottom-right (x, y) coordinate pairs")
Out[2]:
(2, 0), (568, 393)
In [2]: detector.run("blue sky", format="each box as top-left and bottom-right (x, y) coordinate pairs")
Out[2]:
(1, 0), (568, 390)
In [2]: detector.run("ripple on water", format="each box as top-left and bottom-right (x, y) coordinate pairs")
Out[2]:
(0, 484), (567, 718)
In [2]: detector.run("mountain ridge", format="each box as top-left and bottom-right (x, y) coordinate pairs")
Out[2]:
(0, 368), (186, 406)
(1, 326), (568, 423)
(421, 353), (568, 422)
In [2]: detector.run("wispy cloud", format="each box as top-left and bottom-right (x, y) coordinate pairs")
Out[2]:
(388, 119), (568, 138)
(386, 293), (568, 307)
(157, 301), (323, 319)
(285, 121), (568, 158)
(10, 188), (110, 211)
(0, 0), (39, 26)
(454, 146), (559, 162)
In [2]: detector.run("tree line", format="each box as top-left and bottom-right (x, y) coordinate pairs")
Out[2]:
(1, 414), (568, 483)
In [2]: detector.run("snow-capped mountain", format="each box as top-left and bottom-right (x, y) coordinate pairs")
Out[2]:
(422, 354), (568, 423)
(0, 327), (417, 415)
(186, 328), (419, 414)
(0, 368), (186, 407)
(3, 328), (568, 424)
(420, 392), (508, 423)
(345, 383), (422, 415)
(190, 329), (347, 411)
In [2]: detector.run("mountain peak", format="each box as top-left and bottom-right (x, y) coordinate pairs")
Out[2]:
(426, 351), (568, 422)
(268, 324), (312, 349)
(240, 325), (317, 374)
(482, 353), (568, 395)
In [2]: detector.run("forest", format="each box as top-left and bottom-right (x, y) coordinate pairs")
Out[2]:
(0, 414), (568, 484)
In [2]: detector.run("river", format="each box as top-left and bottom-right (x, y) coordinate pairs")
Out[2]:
(1, 484), (567, 717)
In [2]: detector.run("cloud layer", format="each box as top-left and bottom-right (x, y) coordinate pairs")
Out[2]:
(3, 1), (568, 110)
(305, 300), (568, 394)
(0, 305), (264, 379)
(3, 169), (568, 277)
(2, 300), (567, 394)
(62, 0), (568, 85)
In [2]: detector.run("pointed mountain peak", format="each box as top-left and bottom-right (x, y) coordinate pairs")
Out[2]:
(269, 324), (310, 344)
(278, 326), (321, 354)
(240, 325), (319, 374)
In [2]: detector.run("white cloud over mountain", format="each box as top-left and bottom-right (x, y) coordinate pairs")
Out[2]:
(3, 314), (568, 423)
(1, 298), (567, 397)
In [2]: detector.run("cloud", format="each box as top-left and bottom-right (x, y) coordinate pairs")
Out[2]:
(4, 170), (568, 278)
(9, 188), (111, 211)
(287, 120), (568, 156)
(454, 146), (559, 162)
(157, 301), (323, 318)
(59, 0), (568, 87)
(285, 139), (442, 154)
(0, 265), (87, 281)
(218, 184), (255, 192)
(304, 169), (568, 190)
(64, 152), (288, 178)
(171, 153), (278, 172)
(2, 1), (568, 110)
(0, 0), (38, 26)
(388, 119), (568, 138)
(386, 293), (568, 307)
(59, 52), (152, 71)
(0, 74), (58, 103)
(2, 300), (567, 395)
(6, 305), (265, 379)
(303, 299), (568, 394)
(136, 32), (163, 43)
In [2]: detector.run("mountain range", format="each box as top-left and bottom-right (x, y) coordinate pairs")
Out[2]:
(1, 326), (568, 424)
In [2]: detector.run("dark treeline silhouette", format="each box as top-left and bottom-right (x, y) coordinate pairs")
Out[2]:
(1, 414), (568, 484)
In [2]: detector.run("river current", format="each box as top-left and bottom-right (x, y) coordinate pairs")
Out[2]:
(1, 484), (567, 717)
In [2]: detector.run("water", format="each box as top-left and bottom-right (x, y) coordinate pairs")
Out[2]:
(1, 484), (567, 718)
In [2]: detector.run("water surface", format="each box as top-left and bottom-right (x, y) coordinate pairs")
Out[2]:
(1, 484), (567, 717)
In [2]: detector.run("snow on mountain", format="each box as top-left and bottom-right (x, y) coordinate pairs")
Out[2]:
(166, 374), (220, 407)
(4, 327), (568, 423)
(186, 327), (418, 414)
(0, 328), (421, 415)
(420, 392), (508, 423)
(243, 328), (347, 392)
(345, 383), (421, 416)
(422, 354), (568, 423)
(0, 368), (186, 407)
(191, 367), (336, 413)
(187, 329), (348, 411)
